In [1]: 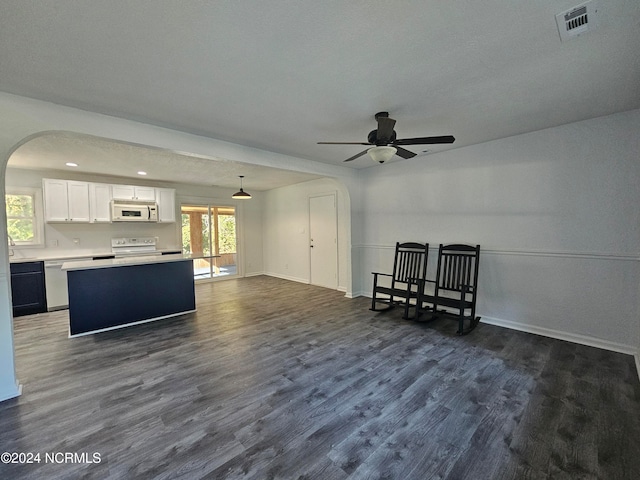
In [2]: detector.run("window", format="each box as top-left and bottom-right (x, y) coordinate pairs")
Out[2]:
(181, 204), (237, 279)
(5, 188), (44, 246)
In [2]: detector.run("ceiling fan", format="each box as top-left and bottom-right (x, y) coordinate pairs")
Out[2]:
(318, 112), (455, 163)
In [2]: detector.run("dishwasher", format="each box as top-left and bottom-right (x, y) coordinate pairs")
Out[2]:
(44, 259), (85, 311)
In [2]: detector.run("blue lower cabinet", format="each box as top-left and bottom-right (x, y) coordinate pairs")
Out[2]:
(10, 261), (47, 317)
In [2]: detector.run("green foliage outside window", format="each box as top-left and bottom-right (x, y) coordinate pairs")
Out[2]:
(218, 215), (236, 254)
(202, 214), (212, 255)
(181, 208), (235, 255)
(181, 213), (190, 252)
(6, 194), (35, 242)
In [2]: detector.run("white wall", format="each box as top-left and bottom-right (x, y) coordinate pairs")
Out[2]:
(0, 169), (18, 402)
(237, 193), (264, 277)
(262, 178), (351, 293)
(356, 109), (640, 353)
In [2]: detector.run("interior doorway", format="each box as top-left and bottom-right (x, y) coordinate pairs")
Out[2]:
(309, 193), (338, 289)
(181, 204), (238, 280)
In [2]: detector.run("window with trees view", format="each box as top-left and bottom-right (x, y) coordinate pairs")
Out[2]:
(181, 204), (237, 279)
(6, 189), (43, 246)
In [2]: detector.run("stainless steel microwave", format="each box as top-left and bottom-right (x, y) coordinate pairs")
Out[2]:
(110, 200), (158, 222)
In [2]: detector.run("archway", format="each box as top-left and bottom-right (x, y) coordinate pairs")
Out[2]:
(0, 93), (356, 401)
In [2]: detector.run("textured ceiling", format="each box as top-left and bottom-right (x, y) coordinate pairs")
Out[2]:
(1, 1), (639, 184)
(8, 133), (322, 191)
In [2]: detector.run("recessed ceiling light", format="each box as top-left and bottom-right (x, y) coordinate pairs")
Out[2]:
(66, 162), (78, 167)
(137, 171), (147, 176)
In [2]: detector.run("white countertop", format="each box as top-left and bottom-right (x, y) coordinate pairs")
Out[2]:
(62, 253), (193, 271)
(9, 257), (47, 264)
(9, 249), (183, 264)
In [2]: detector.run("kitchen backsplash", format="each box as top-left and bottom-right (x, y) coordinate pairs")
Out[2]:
(10, 221), (181, 261)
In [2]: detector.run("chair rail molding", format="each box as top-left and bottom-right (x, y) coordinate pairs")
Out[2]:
(353, 244), (640, 262)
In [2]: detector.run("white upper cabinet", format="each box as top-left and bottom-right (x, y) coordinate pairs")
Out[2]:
(43, 179), (175, 224)
(110, 184), (134, 201)
(43, 179), (90, 223)
(43, 179), (68, 222)
(89, 183), (112, 223)
(111, 184), (156, 201)
(155, 188), (176, 223)
(67, 182), (91, 221)
(134, 186), (157, 201)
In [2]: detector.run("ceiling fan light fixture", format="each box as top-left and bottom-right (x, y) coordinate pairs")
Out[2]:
(232, 175), (252, 199)
(367, 146), (397, 163)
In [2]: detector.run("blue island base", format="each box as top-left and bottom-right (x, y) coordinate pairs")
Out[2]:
(67, 259), (196, 337)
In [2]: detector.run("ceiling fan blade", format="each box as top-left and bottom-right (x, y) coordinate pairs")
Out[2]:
(318, 141), (372, 145)
(393, 135), (455, 146)
(395, 146), (416, 159)
(376, 117), (396, 144)
(343, 149), (369, 162)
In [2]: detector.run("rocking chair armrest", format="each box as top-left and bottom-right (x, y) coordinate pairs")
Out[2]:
(408, 277), (435, 284)
(371, 272), (392, 277)
(460, 283), (475, 293)
(407, 276), (430, 287)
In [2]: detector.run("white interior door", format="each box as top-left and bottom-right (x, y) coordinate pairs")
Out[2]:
(309, 194), (338, 289)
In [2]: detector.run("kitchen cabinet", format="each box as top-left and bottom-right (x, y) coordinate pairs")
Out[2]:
(89, 183), (112, 223)
(10, 261), (47, 317)
(155, 188), (176, 222)
(112, 184), (156, 201)
(43, 179), (91, 222)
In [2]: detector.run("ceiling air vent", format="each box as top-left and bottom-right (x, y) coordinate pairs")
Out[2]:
(556, 1), (599, 42)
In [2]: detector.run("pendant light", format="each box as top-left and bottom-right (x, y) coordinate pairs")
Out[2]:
(232, 175), (252, 199)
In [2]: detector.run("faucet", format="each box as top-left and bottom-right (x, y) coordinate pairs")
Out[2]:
(7, 234), (15, 256)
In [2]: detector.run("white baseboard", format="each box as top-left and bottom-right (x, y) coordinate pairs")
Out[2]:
(264, 272), (309, 284)
(481, 315), (636, 356)
(244, 271), (265, 277)
(263, 273), (351, 296)
(0, 382), (22, 403)
(68, 309), (197, 338)
(351, 290), (369, 298)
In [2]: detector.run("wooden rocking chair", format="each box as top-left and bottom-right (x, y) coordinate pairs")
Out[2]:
(411, 244), (480, 335)
(370, 242), (429, 319)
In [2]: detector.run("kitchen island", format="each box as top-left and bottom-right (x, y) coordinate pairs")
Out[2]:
(63, 254), (196, 337)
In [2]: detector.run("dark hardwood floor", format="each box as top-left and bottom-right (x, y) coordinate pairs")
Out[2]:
(1, 275), (639, 479)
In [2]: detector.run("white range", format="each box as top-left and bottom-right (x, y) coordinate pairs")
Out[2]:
(111, 237), (160, 257)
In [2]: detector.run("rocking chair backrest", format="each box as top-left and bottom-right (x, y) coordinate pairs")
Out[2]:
(392, 242), (429, 286)
(436, 244), (480, 293)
